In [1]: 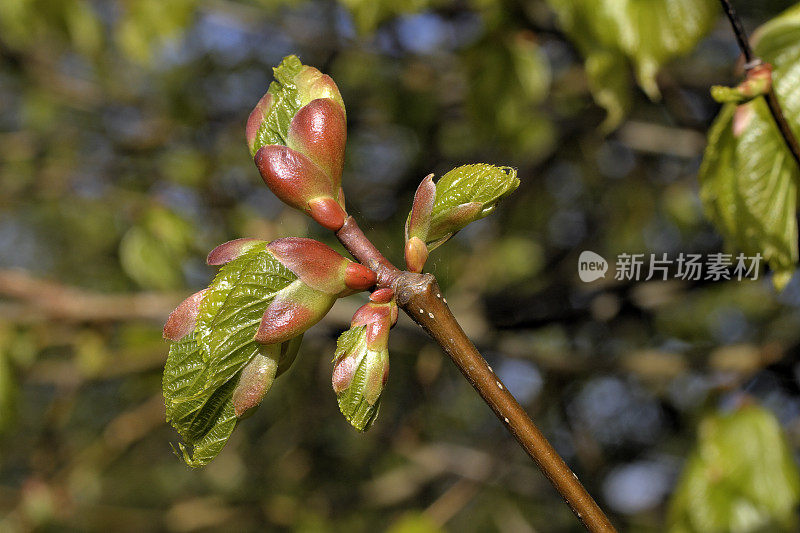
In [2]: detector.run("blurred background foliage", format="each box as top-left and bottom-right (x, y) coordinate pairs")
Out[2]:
(2, 0), (800, 531)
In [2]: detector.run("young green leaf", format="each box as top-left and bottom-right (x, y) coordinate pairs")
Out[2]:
(547, 0), (717, 128)
(194, 245), (298, 393)
(248, 55), (305, 154)
(332, 295), (396, 432)
(700, 4), (800, 289)
(407, 164), (519, 253)
(332, 325), (383, 431)
(668, 404), (800, 532)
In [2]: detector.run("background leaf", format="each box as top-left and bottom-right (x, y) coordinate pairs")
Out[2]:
(700, 4), (800, 289)
(667, 404), (800, 532)
(548, 0), (717, 126)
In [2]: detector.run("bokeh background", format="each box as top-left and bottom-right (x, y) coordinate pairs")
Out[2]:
(2, 0), (800, 531)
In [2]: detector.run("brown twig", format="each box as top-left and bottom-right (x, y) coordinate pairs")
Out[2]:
(335, 216), (616, 532)
(719, 0), (800, 170)
(0, 269), (183, 322)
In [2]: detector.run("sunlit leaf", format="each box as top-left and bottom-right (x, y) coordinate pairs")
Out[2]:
(700, 4), (800, 289)
(547, 0), (717, 126)
(668, 404), (800, 532)
(425, 164), (519, 249)
(163, 244), (308, 467)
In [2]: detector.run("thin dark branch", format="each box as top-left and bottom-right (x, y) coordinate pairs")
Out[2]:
(719, 0), (754, 62)
(719, 0), (800, 170)
(335, 217), (617, 532)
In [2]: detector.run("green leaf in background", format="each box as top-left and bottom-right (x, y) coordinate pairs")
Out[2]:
(115, 0), (196, 64)
(457, 31), (555, 162)
(700, 4), (800, 290)
(119, 206), (193, 290)
(425, 164), (519, 250)
(339, 0), (435, 34)
(585, 51), (632, 134)
(668, 404), (800, 532)
(386, 512), (444, 533)
(547, 0), (717, 129)
(0, 348), (17, 435)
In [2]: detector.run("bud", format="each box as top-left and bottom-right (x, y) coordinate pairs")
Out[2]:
(206, 238), (265, 266)
(254, 238), (376, 345)
(255, 281), (336, 345)
(232, 348), (279, 418)
(267, 238), (375, 295)
(331, 295), (396, 431)
(163, 289), (208, 341)
(404, 237), (429, 274)
(246, 93), (274, 155)
(711, 63), (773, 105)
(248, 56), (349, 231)
(288, 98), (346, 186)
(404, 174), (435, 272)
(255, 146), (346, 230)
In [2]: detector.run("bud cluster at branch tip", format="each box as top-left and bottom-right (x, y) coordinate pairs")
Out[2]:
(247, 56), (348, 231)
(164, 237), (375, 348)
(331, 288), (397, 431)
(711, 63), (773, 105)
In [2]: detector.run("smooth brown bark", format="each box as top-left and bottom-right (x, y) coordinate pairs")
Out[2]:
(336, 216), (616, 532)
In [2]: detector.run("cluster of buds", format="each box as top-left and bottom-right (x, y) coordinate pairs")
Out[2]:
(247, 55), (348, 231)
(163, 237), (376, 419)
(404, 164), (519, 272)
(332, 288), (397, 431)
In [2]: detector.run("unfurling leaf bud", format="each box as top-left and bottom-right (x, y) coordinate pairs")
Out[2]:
(332, 293), (396, 431)
(267, 237), (376, 294)
(232, 348), (279, 418)
(711, 63), (773, 105)
(255, 146), (346, 230)
(248, 55), (348, 231)
(404, 164), (519, 255)
(254, 238), (376, 345)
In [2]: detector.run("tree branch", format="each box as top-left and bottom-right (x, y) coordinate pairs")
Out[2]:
(335, 216), (616, 532)
(719, 0), (800, 170)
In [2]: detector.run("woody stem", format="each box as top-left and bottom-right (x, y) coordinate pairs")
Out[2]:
(335, 216), (616, 532)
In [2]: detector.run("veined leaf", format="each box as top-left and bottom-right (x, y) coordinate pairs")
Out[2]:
(547, 0), (717, 128)
(668, 404), (800, 532)
(333, 325), (384, 432)
(194, 245), (296, 393)
(163, 244), (306, 467)
(251, 55), (305, 154)
(700, 4), (800, 289)
(425, 164), (519, 249)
